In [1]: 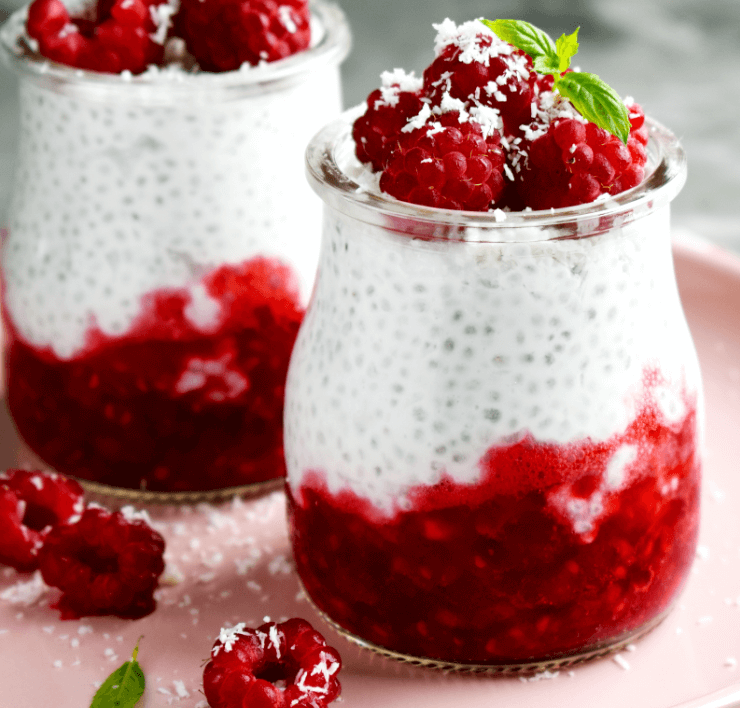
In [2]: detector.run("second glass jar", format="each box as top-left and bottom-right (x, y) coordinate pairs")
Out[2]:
(0, 1), (350, 495)
(285, 110), (702, 668)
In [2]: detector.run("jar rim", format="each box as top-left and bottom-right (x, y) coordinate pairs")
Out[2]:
(305, 106), (688, 243)
(0, 0), (351, 100)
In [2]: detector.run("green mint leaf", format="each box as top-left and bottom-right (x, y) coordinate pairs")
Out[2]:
(555, 28), (579, 72)
(531, 54), (561, 75)
(480, 19), (558, 67)
(481, 19), (630, 143)
(554, 72), (631, 143)
(90, 639), (145, 708)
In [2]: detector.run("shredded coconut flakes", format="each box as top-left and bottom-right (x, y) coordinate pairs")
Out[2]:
(468, 104), (503, 137)
(213, 623), (251, 655)
(432, 19), (512, 65)
(120, 505), (154, 526)
(377, 69), (423, 107)
(0, 571), (49, 606)
(278, 5), (297, 33)
(613, 653), (630, 670)
(402, 103), (432, 133)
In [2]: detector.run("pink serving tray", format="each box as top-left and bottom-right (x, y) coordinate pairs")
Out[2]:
(0, 238), (739, 708)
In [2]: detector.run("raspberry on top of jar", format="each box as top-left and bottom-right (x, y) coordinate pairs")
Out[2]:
(352, 18), (648, 211)
(24, 0), (311, 74)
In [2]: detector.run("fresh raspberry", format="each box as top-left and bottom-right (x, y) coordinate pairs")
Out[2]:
(203, 618), (342, 708)
(38, 505), (165, 619)
(174, 0), (311, 72)
(352, 71), (425, 171)
(353, 20), (651, 213)
(422, 23), (536, 136)
(0, 469), (84, 572)
(510, 101), (649, 209)
(378, 111), (506, 211)
(26, 0), (69, 39)
(25, 0), (166, 74)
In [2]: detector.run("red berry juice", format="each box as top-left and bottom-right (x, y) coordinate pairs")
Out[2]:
(4, 257), (302, 491)
(289, 389), (700, 663)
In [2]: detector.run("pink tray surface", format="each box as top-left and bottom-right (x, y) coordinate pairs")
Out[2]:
(0, 238), (739, 708)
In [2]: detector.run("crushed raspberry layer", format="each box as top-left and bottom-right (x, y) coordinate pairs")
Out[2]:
(289, 389), (700, 663)
(0, 469), (84, 572)
(174, 0), (311, 73)
(203, 618), (341, 708)
(353, 21), (650, 212)
(39, 505), (165, 619)
(5, 256), (302, 492)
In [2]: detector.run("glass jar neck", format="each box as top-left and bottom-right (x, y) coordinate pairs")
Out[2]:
(306, 108), (687, 245)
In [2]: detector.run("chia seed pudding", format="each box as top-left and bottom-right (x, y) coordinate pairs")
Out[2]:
(0, 1), (351, 493)
(284, 102), (701, 666)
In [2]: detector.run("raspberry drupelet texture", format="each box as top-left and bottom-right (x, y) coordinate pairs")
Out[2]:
(0, 469), (84, 572)
(510, 97), (649, 209)
(203, 618), (342, 708)
(38, 505), (165, 619)
(25, 0), (167, 73)
(174, 0), (311, 72)
(24, 0), (311, 73)
(352, 70), (425, 172)
(379, 111), (506, 210)
(352, 19), (648, 212)
(422, 20), (537, 137)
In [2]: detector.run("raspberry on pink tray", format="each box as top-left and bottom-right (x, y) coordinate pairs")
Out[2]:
(352, 18), (647, 211)
(0, 468), (84, 572)
(286, 19), (702, 669)
(0, 0), (350, 494)
(39, 504), (165, 619)
(203, 618), (342, 708)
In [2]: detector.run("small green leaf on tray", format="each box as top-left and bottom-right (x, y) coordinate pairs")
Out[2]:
(555, 72), (631, 144)
(90, 638), (145, 708)
(480, 18), (631, 143)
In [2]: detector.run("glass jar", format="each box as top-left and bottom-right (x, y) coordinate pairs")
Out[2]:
(285, 108), (702, 669)
(0, 2), (350, 498)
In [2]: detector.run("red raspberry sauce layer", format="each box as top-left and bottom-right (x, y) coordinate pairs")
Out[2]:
(4, 257), (302, 492)
(289, 393), (700, 664)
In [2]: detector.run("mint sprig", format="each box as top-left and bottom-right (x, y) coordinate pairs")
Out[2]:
(90, 639), (146, 708)
(555, 29), (579, 73)
(484, 19), (557, 73)
(480, 19), (630, 144)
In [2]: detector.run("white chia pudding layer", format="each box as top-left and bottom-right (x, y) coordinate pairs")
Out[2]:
(1, 8), (347, 359)
(284, 128), (700, 513)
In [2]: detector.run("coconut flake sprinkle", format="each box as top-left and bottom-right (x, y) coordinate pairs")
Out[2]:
(212, 623), (252, 656)
(377, 69), (423, 108)
(432, 19), (514, 65)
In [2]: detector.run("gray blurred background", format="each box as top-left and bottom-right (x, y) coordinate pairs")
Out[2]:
(1, 0), (739, 248)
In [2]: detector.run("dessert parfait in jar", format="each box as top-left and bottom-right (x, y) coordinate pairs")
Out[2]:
(0, 0), (350, 500)
(285, 19), (702, 670)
